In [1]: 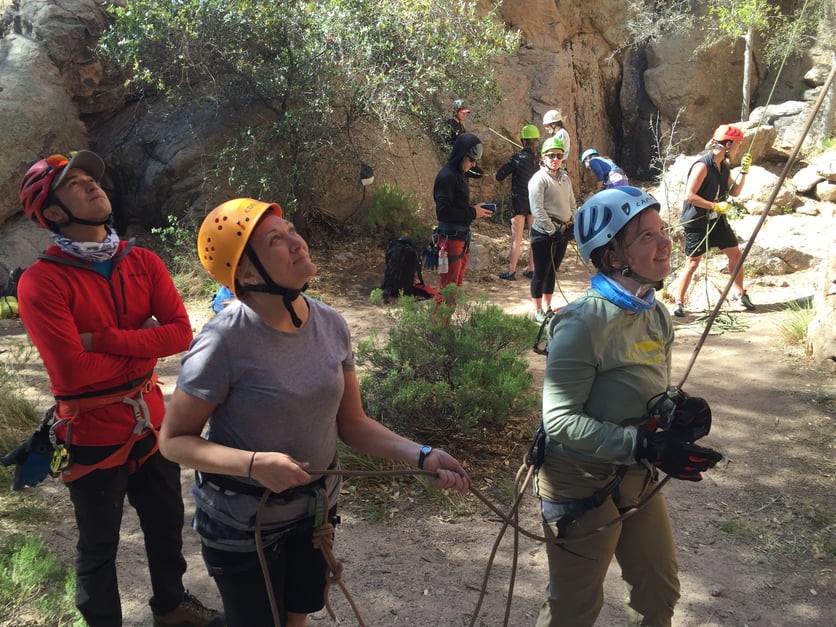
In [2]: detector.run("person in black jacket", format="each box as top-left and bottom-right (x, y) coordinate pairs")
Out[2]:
(433, 132), (494, 296)
(496, 124), (540, 280)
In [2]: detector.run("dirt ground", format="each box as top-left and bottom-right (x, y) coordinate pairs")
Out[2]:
(1, 211), (834, 626)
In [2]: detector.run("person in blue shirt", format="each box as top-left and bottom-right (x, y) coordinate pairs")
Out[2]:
(580, 149), (629, 190)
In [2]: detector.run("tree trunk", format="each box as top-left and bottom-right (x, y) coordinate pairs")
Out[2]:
(741, 24), (753, 121)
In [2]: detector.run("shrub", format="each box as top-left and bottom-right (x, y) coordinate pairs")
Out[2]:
(364, 183), (432, 243)
(357, 290), (538, 438)
(0, 534), (82, 626)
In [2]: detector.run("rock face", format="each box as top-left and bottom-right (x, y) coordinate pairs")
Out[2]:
(1, 2), (834, 255)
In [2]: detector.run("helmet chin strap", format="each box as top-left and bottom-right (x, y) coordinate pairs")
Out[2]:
(239, 246), (307, 328)
(50, 196), (113, 228)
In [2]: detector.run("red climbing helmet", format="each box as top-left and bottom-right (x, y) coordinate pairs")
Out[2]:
(712, 124), (744, 143)
(19, 151), (105, 230)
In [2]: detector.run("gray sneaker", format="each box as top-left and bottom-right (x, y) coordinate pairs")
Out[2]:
(533, 309), (548, 323)
(153, 592), (225, 627)
(739, 293), (756, 311)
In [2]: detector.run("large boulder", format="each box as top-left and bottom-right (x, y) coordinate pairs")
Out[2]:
(807, 248), (836, 373)
(0, 33), (88, 225)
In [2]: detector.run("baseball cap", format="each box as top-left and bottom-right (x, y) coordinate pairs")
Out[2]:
(51, 150), (106, 190)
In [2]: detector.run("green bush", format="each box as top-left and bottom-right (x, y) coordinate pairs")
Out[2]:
(0, 534), (82, 626)
(357, 290), (538, 438)
(364, 183), (432, 243)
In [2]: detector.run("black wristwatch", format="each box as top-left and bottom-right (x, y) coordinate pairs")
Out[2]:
(418, 445), (433, 469)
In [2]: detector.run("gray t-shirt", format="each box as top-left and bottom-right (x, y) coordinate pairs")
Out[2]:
(176, 297), (353, 550)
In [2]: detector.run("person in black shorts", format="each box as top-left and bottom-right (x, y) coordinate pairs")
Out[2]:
(673, 124), (755, 317)
(495, 124), (540, 280)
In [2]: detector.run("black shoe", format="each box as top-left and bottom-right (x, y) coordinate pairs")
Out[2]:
(153, 592), (225, 627)
(739, 293), (756, 311)
(499, 271), (516, 281)
(522, 270), (534, 279)
(672, 302), (685, 317)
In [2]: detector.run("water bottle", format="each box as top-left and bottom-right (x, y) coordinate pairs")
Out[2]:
(438, 244), (449, 274)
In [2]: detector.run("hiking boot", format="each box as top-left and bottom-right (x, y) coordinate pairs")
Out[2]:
(153, 592), (225, 627)
(738, 293), (756, 311)
(533, 309), (548, 323)
(672, 302), (685, 317)
(499, 271), (516, 281)
(522, 270), (534, 279)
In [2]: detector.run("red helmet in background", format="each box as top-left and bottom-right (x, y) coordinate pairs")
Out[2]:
(712, 124), (744, 143)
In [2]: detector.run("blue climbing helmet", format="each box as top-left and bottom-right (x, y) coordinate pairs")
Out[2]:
(575, 186), (660, 263)
(580, 148), (599, 164)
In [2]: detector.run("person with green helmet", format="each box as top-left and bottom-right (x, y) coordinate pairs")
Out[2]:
(527, 136), (576, 322)
(495, 124), (541, 280)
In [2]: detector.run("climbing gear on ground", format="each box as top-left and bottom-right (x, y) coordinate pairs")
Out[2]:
(672, 302), (685, 317)
(580, 148), (599, 163)
(574, 186), (660, 264)
(541, 137), (565, 156)
(499, 271), (516, 281)
(712, 124), (744, 143)
(520, 124), (540, 140)
(381, 236), (430, 301)
(151, 590), (225, 627)
(636, 430), (722, 482)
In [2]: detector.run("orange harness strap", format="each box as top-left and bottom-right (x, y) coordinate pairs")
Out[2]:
(55, 372), (160, 483)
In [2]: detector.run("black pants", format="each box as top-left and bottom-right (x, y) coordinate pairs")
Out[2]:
(201, 508), (336, 627)
(530, 231), (570, 299)
(67, 448), (187, 626)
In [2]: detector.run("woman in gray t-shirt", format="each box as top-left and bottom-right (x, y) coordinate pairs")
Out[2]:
(160, 198), (470, 627)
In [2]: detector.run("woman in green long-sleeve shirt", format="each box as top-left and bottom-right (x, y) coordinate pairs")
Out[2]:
(534, 186), (722, 627)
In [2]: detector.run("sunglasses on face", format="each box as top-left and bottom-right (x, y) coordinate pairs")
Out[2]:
(544, 153), (564, 160)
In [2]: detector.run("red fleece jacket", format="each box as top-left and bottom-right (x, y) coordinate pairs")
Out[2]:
(17, 241), (193, 446)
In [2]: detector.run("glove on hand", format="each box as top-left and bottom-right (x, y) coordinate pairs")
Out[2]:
(668, 397), (712, 442)
(740, 153), (752, 174)
(713, 201), (730, 214)
(637, 430), (722, 482)
(1, 428), (54, 491)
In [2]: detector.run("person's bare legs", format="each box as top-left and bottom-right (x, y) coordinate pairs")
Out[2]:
(288, 612), (307, 626)
(525, 214), (535, 274)
(675, 255), (702, 307)
(722, 245), (747, 297)
(509, 214), (525, 274)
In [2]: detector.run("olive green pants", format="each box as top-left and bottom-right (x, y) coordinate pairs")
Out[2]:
(535, 466), (680, 627)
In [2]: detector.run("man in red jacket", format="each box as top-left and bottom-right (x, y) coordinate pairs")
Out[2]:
(16, 151), (223, 627)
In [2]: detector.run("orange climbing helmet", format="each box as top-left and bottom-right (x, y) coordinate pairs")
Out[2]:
(197, 198), (282, 295)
